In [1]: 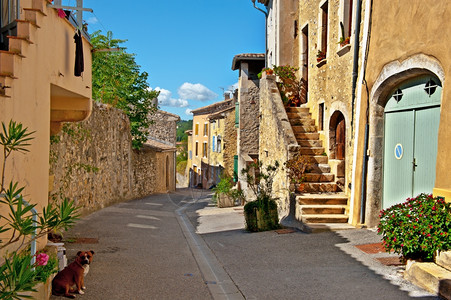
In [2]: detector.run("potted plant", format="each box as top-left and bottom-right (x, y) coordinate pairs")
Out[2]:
(285, 152), (311, 193)
(338, 22), (351, 47)
(316, 50), (326, 62)
(242, 161), (281, 232)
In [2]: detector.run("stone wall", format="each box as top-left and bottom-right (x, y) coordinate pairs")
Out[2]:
(148, 110), (179, 145)
(49, 102), (170, 216)
(224, 108), (237, 178)
(259, 75), (300, 215)
(299, 0), (355, 194)
(240, 83), (260, 155)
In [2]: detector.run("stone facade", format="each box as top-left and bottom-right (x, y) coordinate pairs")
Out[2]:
(223, 108), (238, 179)
(259, 74), (300, 214)
(50, 102), (176, 216)
(298, 0), (356, 196)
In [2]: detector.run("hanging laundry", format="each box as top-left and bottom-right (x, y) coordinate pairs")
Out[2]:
(74, 29), (84, 77)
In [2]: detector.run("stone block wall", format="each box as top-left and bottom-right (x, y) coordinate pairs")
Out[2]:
(259, 75), (300, 215)
(148, 110), (179, 145)
(224, 108), (237, 178)
(49, 102), (161, 216)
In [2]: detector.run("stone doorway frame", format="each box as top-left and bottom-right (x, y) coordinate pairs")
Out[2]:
(365, 54), (444, 227)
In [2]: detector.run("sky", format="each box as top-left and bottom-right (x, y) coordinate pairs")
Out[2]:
(78, 0), (266, 120)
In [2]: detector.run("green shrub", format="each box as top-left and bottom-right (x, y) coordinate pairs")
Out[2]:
(377, 193), (451, 261)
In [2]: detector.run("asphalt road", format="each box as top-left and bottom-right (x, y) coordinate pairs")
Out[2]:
(51, 188), (436, 300)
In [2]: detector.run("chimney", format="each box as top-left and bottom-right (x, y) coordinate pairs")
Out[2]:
(224, 92), (231, 100)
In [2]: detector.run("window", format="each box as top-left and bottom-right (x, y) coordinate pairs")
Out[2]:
(212, 136), (216, 152)
(202, 142), (207, 158)
(301, 24), (309, 103)
(320, 1), (329, 56)
(195, 123), (199, 135)
(217, 136), (222, 153)
(1, 0), (19, 27)
(319, 103), (325, 131)
(195, 141), (199, 156)
(340, 0), (353, 41)
(294, 20), (298, 39)
(203, 123), (208, 136)
(235, 101), (239, 127)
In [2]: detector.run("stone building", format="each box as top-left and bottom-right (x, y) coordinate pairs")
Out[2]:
(232, 53), (265, 200)
(207, 100), (237, 185)
(190, 99), (234, 188)
(0, 0), (92, 260)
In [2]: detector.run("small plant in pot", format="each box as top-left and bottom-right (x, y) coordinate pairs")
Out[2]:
(316, 50), (326, 62)
(377, 193), (451, 262)
(213, 173), (243, 207)
(242, 161), (281, 232)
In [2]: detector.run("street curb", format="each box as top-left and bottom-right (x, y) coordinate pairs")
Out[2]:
(176, 203), (245, 300)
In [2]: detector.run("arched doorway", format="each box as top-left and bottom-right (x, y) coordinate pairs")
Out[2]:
(382, 75), (441, 208)
(329, 111), (346, 160)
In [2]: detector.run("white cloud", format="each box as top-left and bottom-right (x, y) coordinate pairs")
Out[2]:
(178, 83), (217, 101)
(185, 109), (193, 116)
(156, 87), (189, 108)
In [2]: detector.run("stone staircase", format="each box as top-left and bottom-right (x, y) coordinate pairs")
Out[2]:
(0, 0), (46, 98)
(286, 107), (349, 225)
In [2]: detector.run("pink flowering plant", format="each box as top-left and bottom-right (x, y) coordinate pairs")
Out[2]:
(377, 193), (451, 261)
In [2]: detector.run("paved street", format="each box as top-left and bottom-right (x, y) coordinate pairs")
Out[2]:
(51, 189), (437, 300)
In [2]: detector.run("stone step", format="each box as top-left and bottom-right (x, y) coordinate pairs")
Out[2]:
(286, 107), (310, 113)
(436, 251), (451, 272)
(292, 125), (318, 133)
(405, 261), (451, 298)
(304, 155), (328, 164)
(299, 139), (323, 147)
(296, 182), (339, 193)
(308, 163), (331, 173)
(295, 132), (320, 140)
(301, 214), (349, 223)
(297, 193), (348, 205)
(299, 147), (325, 156)
(300, 204), (346, 215)
(7, 36), (33, 57)
(289, 118), (316, 126)
(287, 111), (311, 119)
(304, 173), (335, 182)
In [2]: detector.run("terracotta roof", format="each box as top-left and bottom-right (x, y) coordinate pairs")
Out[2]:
(208, 106), (235, 120)
(232, 53), (265, 70)
(144, 139), (177, 152)
(190, 99), (234, 115)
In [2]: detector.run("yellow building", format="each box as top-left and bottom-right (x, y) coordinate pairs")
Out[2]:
(0, 0), (92, 253)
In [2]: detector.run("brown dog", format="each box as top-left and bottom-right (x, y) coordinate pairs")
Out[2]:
(52, 250), (94, 298)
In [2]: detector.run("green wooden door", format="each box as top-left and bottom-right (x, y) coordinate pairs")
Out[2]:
(383, 76), (441, 208)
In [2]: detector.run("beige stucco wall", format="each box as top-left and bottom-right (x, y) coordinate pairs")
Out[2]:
(298, 0), (356, 196)
(352, 0), (451, 226)
(0, 0), (92, 253)
(191, 114), (209, 187)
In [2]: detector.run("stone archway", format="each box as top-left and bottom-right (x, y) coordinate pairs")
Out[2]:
(329, 111), (346, 160)
(365, 54), (445, 226)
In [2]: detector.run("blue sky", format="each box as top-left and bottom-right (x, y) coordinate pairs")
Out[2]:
(81, 0), (265, 120)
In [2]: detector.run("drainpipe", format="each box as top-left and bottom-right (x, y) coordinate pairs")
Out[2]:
(251, 0), (268, 67)
(349, 0), (372, 225)
(351, 0), (363, 133)
(22, 198), (38, 269)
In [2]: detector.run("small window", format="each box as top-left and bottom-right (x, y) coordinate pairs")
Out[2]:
(212, 136), (216, 152)
(294, 20), (298, 38)
(393, 89), (403, 102)
(424, 79), (438, 97)
(319, 103), (325, 131)
(202, 142), (208, 158)
(195, 123), (199, 135)
(320, 1), (329, 56)
(203, 123), (208, 136)
(217, 136), (222, 153)
(195, 142), (199, 156)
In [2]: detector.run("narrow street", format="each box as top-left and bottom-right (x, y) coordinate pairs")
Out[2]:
(51, 189), (436, 300)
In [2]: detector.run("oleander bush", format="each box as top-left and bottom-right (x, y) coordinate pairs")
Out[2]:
(377, 193), (451, 261)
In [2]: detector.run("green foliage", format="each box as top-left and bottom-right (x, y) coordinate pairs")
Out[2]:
(378, 193), (451, 261)
(34, 255), (58, 283)
(176, 160), (187, 174)
(261, 66), (302, 107)
(241, 161), (281, 232)
(0, 120), (80, 299)
(176, 120), (193, 142)
(91, 30), (159, 149)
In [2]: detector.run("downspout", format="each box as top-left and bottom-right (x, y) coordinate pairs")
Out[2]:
(22, 198), (38, 268)
(351, 0), (363, 133)
(349, 0), (372, 225)
(251, 0), (268, 67)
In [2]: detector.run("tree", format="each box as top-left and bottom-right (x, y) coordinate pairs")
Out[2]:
(90, 30), (159, 149)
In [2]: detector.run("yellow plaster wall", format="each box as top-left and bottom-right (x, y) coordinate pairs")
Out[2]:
(0, 0), (92, 253)
(353, 0), (451, 225)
